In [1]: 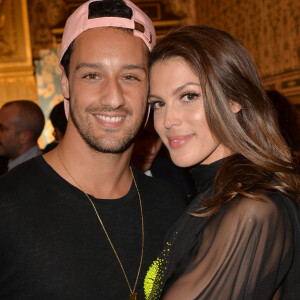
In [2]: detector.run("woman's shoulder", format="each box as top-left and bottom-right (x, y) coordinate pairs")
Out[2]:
(224, 189), (290, 225)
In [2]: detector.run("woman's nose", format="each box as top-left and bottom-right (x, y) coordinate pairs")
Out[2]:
(163, 104), (181, 129)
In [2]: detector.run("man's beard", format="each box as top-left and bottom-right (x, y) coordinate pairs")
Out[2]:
(69, 98), (145, 154)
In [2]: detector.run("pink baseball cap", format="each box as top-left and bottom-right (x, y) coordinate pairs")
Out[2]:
(59, 0), (156, 63)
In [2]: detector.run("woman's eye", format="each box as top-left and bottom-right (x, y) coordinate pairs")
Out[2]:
(182, 93), (200, 102)
(149, 101), (165, 110)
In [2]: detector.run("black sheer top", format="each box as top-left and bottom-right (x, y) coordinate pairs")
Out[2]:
(144, 159), (300, 299)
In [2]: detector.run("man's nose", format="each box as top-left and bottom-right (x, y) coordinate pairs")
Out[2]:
(100, 78), (125, 109)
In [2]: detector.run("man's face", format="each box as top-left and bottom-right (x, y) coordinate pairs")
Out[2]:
(0, 105), (22, 159)
(61, 27), (149, 153)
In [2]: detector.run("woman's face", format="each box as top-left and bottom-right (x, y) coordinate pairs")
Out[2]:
(149, 56), (232, 167)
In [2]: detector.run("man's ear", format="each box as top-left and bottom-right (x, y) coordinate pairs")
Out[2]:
(19, 130), (32, 144)
(229, 100), (242, 114)
(60, 66), (70, 100)
(60, 66), (70, 120)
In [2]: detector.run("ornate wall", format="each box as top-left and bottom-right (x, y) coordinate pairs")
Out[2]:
(0, 0), (37, 106)
(2, 0), (299, 104)
(194, 0), (300, 104)
(27, 0), (66, 59)
(161, 0), (196, 25)
(27, 0), (184, 55)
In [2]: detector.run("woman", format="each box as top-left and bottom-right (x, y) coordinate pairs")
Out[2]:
(144, 26), (300, 300)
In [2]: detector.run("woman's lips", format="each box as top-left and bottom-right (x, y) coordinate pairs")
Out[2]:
(167, 135), (194, 149)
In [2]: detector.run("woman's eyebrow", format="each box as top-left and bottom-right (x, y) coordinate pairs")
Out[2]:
(172, 82), (201, 96)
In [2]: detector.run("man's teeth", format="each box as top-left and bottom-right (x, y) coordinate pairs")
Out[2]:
(96, 115), (123, 122)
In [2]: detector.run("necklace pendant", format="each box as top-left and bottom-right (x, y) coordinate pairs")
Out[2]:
(129, 292), (138, 300)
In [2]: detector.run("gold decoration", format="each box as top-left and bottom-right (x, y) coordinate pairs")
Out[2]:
(0, 0), (37, 103)
(194, 0), (300, 103)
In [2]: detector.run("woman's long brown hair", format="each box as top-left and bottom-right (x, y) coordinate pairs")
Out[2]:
(150, 26), (300, 215)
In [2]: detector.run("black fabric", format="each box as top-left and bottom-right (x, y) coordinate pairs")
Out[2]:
(0, 156), (186, 299)
(144, 159), (300, 300)
(189, 158), (223, 194)
(150, 156), (196, 201)
(88, 0), (133, 20)
(0, 155), (8, 175)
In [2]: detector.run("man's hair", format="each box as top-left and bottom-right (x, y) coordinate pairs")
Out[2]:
(61, 0), (132, 78)
(61, 0), (149, 78)
(49, 102), (67, 134)
(3, 100), (45, 142)
(150, 25), (299, 209)
(88, 0), (132, 19)
(61, 41), (74, 79)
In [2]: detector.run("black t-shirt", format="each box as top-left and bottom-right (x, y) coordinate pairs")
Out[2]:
(0, 156), (186, 299)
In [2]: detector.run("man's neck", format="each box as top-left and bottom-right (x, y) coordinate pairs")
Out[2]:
(44, 135), (134, 200)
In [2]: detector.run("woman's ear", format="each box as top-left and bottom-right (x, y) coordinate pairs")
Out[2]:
(229, 100), (242, 114)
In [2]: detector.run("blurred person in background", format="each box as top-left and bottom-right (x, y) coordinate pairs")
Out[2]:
(0, 155), (8, 175)
(0, 100), (44, 171)
(43, 101), (67, 153)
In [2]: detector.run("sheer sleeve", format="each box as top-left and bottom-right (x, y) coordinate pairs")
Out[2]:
(162, 192), (293, 300)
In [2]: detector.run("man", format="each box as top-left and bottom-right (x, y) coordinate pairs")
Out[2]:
(0, 100), (45, 171)
(0, 155), (8, 175)
(0, 1), (185, 299)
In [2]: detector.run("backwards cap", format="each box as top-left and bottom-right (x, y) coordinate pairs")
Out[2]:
(59, 0), (156, 63)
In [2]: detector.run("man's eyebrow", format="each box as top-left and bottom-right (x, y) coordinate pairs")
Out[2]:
(75, 63), (101, 71)
(122, 64), (147, 73)
(75, 63), (147, 73)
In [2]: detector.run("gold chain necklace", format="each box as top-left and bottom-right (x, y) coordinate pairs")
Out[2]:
(57, 147), (144, 300)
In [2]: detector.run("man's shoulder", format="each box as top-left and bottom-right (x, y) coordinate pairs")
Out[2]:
(2, 155), (41, 176)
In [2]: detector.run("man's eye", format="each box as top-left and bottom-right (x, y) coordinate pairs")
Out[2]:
(83, 73), (99, 80)
(149, 101), (165, 110)
(123, 75), (140, 81)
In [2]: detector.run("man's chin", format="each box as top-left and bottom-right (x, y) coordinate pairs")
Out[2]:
(85, 139), (135, 154)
